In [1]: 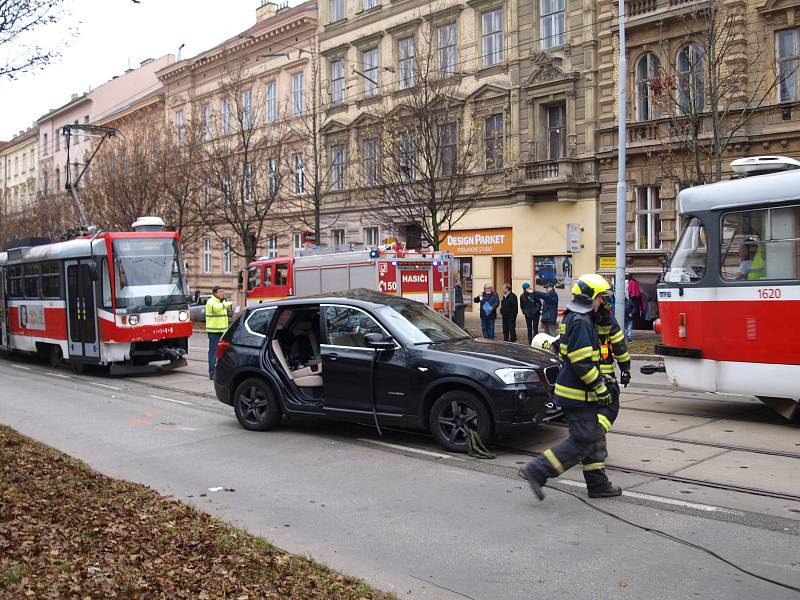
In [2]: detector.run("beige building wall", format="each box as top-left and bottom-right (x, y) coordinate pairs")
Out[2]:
(0, 128), (39, 213)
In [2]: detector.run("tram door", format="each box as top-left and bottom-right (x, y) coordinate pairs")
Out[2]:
(0, 267), (6, 348)
(65, 260), (99, 359)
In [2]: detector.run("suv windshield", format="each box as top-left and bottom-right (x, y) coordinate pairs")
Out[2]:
(112, 237), (187, 310)
(664, 217), (707, 283)
(380, 302), (470, 344)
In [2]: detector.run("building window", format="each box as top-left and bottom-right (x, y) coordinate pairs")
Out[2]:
(223, 238), (232, 273)
(482, 8), (503, 67)
(399, 36), (416, 89)
(363, 0), (378, 9)
(176, 110), (185, 145)
(55, 167), (60, 190)
(546, 103), (566, 160)
(777, 28), (800, 102)
(267, 158), (277, 196)
(364, 226), (379, 247)
(363, 137), (378, 185)
(55, 131), (60, 152)
(242, 89), (253, 129)
(201, 103), (211, 140)
(266, 81), (277, 123)
(332, 228), (345, 247)
(330, 0), (344, 23)
(677, 43), (705, 115)
(223, 173), (231, 201)
(635, 53), (662, 121)
(540, 0), (565, 49)
(330, 144), (346, 191)
(203, 177), (211, 206)
(84, 115), (90, 141)
(22, 153), (27, 173)
(635, 186), (662, 250)
(437, 23), (457, 77)
(30, 149), (35, 172)
(484, 114), (503, 170)
(222, 96), (231, 135)
(362, 48), (379, 97)
(293, 153), (305, 194)
(267, 234), (279, 258)
(72, 120), (78, 145)
(400, 132), (416, 180)
(331, 59), (345, 104)
(292, 72), (305, 116)
(440, 122), (457, 176)
(203, 239), (212, 273)
(245, 163), (253, 201)
(293, 232), (304, 253)
(42, 133), (48, 155)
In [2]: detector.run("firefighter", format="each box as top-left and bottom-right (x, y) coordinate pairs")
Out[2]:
(206, 286), (232, 380)
(521, 274), (621, 501)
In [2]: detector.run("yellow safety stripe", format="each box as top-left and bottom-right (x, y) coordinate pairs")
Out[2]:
(559, 323), (567, 335)
(555, 384), (587, 401)
(582, 461), (605, 471)
(596, 325), (612, 335)
(598, 414), (612, 432)
(544, 449), (565, 474)
(615, 351), (631, 363)
(579, 367), (600, 385)
(600, 364), (616, 374)
(568, 346), (594, 362)
(609, 330), (624, 343)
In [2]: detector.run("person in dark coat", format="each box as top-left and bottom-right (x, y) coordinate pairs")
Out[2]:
(624, 294), (636, 343)
(533, 283), (559, 337)
(473, 283), (499, 339)
(500, 283), (518, 342)
(519, 282), (542, 345)
(452, 279), (466, 329)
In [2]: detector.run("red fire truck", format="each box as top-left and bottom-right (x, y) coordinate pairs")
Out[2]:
(242, 247), (455, 316)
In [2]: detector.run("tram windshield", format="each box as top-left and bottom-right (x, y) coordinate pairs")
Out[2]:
(664, 217), (707, 283)
(112, 237), (186, 310)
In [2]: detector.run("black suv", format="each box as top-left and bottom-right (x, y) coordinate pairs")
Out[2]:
(213, 289), (560, 452)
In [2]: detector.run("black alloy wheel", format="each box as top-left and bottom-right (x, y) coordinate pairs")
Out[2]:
(233, 377), (282, 431)
(429, 390), (492, 453)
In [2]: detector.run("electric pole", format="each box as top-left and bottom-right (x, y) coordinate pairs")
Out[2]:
(614, 0), (628, 327)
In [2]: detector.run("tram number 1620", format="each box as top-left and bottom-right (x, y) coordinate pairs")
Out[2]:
(757, 288), (782, 299)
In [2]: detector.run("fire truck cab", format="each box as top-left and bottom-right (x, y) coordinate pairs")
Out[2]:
(242, 247), (455, 316)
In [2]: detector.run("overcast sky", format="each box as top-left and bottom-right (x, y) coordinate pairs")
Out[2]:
(0, 0), (271, 141)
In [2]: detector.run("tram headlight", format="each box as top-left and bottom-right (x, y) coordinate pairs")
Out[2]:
(128, 314), (140, 326)
(178, 310), (189, 322)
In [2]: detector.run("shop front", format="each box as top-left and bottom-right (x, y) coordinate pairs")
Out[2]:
(597, 254), (662, 331)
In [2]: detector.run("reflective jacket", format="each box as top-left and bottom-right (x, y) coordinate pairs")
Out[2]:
(554, 310), (609, 408)
(595, 310), (631, 378)
(205, 295), (232, 334)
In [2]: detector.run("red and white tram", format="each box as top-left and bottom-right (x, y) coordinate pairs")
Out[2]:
(0, 217), (192, 372)
(654, 157), (800, 422)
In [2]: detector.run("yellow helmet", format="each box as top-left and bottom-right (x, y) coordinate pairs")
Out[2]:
(571, 274), (612, 303)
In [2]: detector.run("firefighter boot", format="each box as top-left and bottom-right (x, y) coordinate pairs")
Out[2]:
(520, 462), (546, 501)
(588, 484), (622, 498)
(583, 465), (622, 498)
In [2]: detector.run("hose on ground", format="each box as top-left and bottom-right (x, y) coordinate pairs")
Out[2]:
(466, 428), (496, 459)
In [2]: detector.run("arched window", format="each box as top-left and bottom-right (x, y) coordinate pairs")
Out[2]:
(676, 43), (705, 115)
(635, 53), (661, 121)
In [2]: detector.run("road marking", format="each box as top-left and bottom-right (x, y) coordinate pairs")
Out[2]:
(86, 381), (122, 391)
(45, 371), (70, 379)
(189, 346), (208, 351)
(149, 394), (193, 406)
(358, 439), (458, 460)
(554, 478), (740, 514)
(10, 364), (31, 370)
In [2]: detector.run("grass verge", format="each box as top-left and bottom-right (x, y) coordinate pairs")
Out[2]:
(0, 425), (394, 599)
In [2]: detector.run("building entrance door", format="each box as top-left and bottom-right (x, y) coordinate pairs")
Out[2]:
(493, 256), (512, 291)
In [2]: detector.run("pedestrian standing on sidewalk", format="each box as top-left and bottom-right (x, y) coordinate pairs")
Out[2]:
(473, 283), (499, 339)
(520, 282), (542, 345)
(624, 293), (636, 343)
(533, 283), (559, 337)
(452, 279), (466, 329)
(500, 283), (518, 342)
(206, 286), (232, 380)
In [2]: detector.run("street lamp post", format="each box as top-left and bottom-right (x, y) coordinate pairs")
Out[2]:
(614, 0), (628, 328)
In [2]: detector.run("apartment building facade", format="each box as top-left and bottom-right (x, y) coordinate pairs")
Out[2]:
(596, 0), (800, 326)
(0, 127), (39, 214)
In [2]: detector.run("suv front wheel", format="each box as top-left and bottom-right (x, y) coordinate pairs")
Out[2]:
(233, 377), (282, 431)
(429, 390), (492, 453)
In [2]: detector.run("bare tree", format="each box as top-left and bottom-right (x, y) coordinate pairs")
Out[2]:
(199, 58), (291, 265)
(353, 26), (510, 250)
(0, 0), (70, 80)
(652, 1), (792, 184)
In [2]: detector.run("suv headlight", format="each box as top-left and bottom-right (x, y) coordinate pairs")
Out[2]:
(495, 368), (541, 385)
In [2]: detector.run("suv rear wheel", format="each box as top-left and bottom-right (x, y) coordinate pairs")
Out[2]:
(233, 377), (282, 431)
(429, 390), (492, 453)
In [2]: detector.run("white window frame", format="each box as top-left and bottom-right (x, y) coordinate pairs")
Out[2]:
(777, 28), (800, 103)
(363, 137), (378, 186)
(546, 103), (566, 160)
(222, 96), (231, 135)
(330, 0), (344, 23)
(399, 36), (417, 89)
(176, 110), (185, 146)
(540, 0), (565, 50)
(484, 114), (503, 170)
(268, 158), (277, 196)
(223, 238), (232, 273)
(635, 53), (662, 122)
(245, 163), (253, 201)
(266, 81), (277, 123)
(293, 232), (304, 253)
(437, 23), (457, 77)
(292, 72), (305, 116)
(267, 234), (279, 259)
(400, 132), (416, 180)
(440, 122), (457, 176)
(332, 228), (346, 247)
(362, 48), (379, 97)
(634, 186), (663, 251)
(481, 8), (503, 68)
(293, 153), (305, 195)
(363, 0), (378, 9)
(42, 133), (48, 155)
(331, 59), (345, 104)
(330, 144), (346, 191)
(202, 102), (211, 140)
(242, 88), (253, 129)
(677, 42), (705, 116)
(363, 226), (380, 247)
(203, 239), (212, 273)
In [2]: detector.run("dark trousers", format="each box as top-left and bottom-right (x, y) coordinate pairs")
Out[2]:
(524, 315), (540, 345)
(208, 332), (222, 378)
(453, 307), (465, 329)
(542, 321), (558, 337)
(481, 318), (496, 339)
(502, 317), (517, 342)
(525, 405), (609, 491)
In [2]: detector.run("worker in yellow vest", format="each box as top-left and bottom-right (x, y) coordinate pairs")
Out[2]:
(206, 286), (232, 380)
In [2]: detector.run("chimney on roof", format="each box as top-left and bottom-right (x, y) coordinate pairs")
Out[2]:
(71, 93), (79, 101)
(256, 0), (278, 22)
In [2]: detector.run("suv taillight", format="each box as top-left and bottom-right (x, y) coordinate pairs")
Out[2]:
(215, 339), (231, 360)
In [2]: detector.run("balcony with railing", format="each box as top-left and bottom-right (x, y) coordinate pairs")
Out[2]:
(614, 0), (709, 25)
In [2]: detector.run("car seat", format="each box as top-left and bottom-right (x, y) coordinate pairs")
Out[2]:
(271, 340), (322, 388)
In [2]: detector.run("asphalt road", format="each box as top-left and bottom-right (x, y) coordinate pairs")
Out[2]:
(1, 358), (799, 599)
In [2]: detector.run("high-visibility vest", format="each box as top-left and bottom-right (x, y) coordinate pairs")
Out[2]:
(205, 296), (231, 333)
(747, 245), (766, 281)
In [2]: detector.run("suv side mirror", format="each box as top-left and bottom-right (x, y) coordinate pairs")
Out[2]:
(193, 290), (200, 304)
(364, 332), (396, 350)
